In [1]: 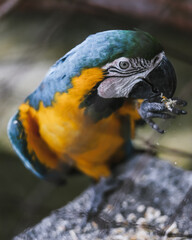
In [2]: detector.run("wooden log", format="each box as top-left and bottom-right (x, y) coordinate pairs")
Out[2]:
(14, 154), (192, 239)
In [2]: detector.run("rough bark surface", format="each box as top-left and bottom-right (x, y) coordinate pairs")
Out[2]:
(14, 154), (192, 240)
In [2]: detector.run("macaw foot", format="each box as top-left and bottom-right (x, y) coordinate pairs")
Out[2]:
(80, 177), (122, 228)
(138, 97), (187, 134)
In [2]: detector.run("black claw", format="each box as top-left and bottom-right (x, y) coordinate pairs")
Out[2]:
(138, 97), (187, 134)
(171, 108), (187, 115)
(146, 119), (165, 134)
(158, 129), (165, 134)
(153, 124), (165, 134)
(172, 97), (188, 107)
(181, 110), (187, 114)
(182, 101), (187, 107)
(161, 113), (174, 119)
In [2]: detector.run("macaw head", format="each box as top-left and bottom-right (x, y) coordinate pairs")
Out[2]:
(88, 30), (177, 101)
(73, 30), (177, 119)
(98, 51), (176, 100)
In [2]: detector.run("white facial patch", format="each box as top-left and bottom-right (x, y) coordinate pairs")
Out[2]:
(98, 52), (165, 98)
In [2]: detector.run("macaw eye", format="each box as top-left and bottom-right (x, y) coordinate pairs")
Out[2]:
(119, 61), (129, 69)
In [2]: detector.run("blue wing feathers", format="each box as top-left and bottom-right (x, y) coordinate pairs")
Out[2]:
(7, 114), (45, 178)
(26, 30), (162, 110)
(7, 30), (162, 179)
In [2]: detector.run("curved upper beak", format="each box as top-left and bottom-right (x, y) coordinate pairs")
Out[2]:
(129, 56), (177, 99)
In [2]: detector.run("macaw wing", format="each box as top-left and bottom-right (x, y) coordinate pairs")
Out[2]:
(8, 112), (72, 183)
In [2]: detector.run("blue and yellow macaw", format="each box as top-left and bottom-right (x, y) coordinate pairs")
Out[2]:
(8, 30), (186, 183)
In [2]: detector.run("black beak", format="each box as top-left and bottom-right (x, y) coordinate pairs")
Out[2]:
(129, 56), (177, 99)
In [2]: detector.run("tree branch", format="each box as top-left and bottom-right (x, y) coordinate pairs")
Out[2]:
(0, 0), (21, 18)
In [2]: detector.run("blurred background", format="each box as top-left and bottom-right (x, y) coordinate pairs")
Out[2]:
(0, 0), (192, 239)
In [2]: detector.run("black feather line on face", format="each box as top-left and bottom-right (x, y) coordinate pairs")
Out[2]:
(108, 68), (146, 76)
(104, 63), (147, 77)
(83, 96), (124, 122)
(79, 81), (124, 122)
(79, 81), (102, 108)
